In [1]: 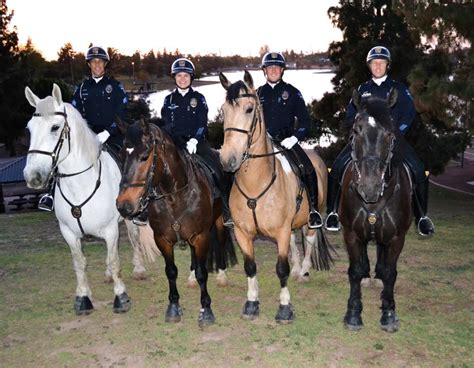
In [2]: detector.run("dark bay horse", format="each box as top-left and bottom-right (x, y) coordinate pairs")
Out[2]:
(340, 89), (412, 332)
(116, 119), (236, 326)
(219, 71), (334, 323)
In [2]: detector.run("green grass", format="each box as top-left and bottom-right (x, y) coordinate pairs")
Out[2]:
(0, 186), (473, 367)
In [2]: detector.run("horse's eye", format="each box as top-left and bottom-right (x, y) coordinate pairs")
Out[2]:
(245, 106), (253, 114)
(51, 125), (60, 132)
(140, 152), (149, 162)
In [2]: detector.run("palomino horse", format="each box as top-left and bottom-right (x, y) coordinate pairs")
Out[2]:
(23, 84), (155, 315)
(116, 119), (236, 326)
(219, 71), (334, 323)
(339, 89), (412, 332)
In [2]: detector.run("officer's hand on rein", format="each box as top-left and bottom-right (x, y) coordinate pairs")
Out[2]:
(97, 130), (110, 144)
(186, 138), (198, 154)
(281, 136), (298, 149)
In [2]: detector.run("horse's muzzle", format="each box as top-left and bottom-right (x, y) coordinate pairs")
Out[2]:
(116, 200), (138, 219)
(221, 155), (240, 173)
(23, 169), (50, 190)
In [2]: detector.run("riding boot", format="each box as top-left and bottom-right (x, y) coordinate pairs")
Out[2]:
(304, 171), (323, 229)
(324, 172), (341, 232)
(413, 175), (435, 236)
(132, 209), (148, 226)
(219, 173), (234, 228)
(38, 181), (55, 212)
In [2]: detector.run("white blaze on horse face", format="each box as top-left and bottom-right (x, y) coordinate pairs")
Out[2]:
(126, 148), (134, 155)
(368, 116), (376, 127)
(247, 276), (259, 301)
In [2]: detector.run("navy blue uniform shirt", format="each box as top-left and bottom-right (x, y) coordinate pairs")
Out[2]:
(257, 81), (311, 141)
(71, 76), (128, 137)
(160, 88), (208, 141)
(345, 77), (416, 135)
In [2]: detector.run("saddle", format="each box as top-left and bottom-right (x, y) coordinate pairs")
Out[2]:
(103, 143), (123, 174)
(188, 153), (220, 201)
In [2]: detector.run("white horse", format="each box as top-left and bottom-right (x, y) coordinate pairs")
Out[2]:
(23, 84), (155, 315)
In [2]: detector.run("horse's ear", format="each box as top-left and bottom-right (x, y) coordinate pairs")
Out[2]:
(25, 86), (40, 107)
(243, 70), (254, 89)
(116, 116), (128, 135)
(219, 72), (231, 91)
(387, 88), (398, 108)
(52, 83), (63, 106)
(352, 89), (361, 110)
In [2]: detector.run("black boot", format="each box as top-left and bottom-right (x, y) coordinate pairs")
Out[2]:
(413, 176), (435, 236)
(132, 209), (148, 226)
(324, 172), (341, 232)
(221, 173), (234, 228)
(304, 172), (323, 229)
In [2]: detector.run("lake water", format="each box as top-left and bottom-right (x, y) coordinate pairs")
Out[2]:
(147, 69), (335, 121)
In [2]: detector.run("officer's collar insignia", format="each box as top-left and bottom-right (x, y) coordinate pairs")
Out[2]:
(105, 84), (113, 93)
(179, 60), (186, 67)
(190, 98), (198, 108)
(361, 91), (371, 98)
(282, 90), (289, 100)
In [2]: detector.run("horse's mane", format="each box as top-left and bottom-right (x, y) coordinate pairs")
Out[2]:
(65, 103), (100, 166)
(225, 80), (250, 104)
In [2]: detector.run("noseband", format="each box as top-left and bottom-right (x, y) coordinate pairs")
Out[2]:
(28, 107), (71, 175)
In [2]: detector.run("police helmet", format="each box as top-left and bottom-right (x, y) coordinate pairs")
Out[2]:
(171, 58), (195, 78)
(366, 46), (391, 64)
(261, 52), (286, 69)
(86, 46), (110, 62)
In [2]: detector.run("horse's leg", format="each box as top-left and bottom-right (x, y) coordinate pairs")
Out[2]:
(234, 227), (259, 320)
(343, 233), (370, 330)
(289, 230), (302, 279)
(191, 233), (215, 326)
(59, 224), (94, 315)
(376, 237), (404, 332)
(103, 225), (131, 313)
(158, 239), (182, 322)
(214, 219), (228, 287)
(275, 230), (294, 323)
(300, 227), (317, 282)
(124, 220), (147, 280)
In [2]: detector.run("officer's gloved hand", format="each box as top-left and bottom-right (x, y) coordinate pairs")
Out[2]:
(97, 130), (111, 144)
(186, 138), (198, 154)
(281, 136), (298, 149)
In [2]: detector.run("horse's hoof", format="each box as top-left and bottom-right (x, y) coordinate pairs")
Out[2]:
(165, 303), (182, 323)
(104, 274), (114, 283)
(74, 296), (94, 316)
(275, 303), (295, 324)
(198, 307), (215, 327)
(298, 274), (310, 283)
(113, 292), (131, 313)
(344, 309), (363, 331)
(241, 301), (259, 320)
(132, 271), (147, 281)
(361, 278), (371, 288)
(187, 279), (198, 288)
(380, 310), (400, 333)
(216, 271), (228, 287)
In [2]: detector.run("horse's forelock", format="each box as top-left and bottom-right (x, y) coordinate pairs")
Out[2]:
(36, 96), (59, 116)
(226, 81), (250, 104)
(361, 97), (395, 133)
(125, 122), (145, 148)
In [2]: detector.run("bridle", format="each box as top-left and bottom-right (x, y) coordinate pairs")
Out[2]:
(120, 137), (188, 214)
(351, 126), (396, 203)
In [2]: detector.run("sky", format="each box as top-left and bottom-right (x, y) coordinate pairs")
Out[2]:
(7, 0), (342, 61)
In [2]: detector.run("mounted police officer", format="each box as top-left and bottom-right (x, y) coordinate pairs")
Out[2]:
(37, 45), (128, 211)
(257, 52), (323, 229)
(324, 46), (435, 236)
(161, 57), (233, 227)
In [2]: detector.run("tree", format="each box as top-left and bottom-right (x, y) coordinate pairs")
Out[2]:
(57, 42), (76, 84)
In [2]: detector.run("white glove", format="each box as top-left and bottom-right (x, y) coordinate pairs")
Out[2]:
(281, 135), (298, 149)
(97, 130), (110, 144)
(186, 138), (198, 154)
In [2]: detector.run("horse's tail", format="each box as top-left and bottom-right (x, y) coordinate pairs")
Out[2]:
(304, 227), (337, 271)
(137, 223), (161, 263)
(207, 225), (238, 272)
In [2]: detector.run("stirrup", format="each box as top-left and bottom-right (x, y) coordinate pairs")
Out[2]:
(223, 217), (234, 228)
(38, 194), (54, 212)
(417, 216), (435, 237)
(324, 212), (341, 232)
(308, 210), (323, 229)
(132, 212), (148, 226)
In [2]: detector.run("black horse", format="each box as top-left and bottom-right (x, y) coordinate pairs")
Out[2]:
(116, 119), (236, 326)
(339, 89), (412, 332)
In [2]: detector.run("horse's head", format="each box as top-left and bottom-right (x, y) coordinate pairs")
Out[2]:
(350, 89), (398, 203)
(219, 71), (261, 172)
(23, 84), (69, 189)
(116, 118), (158, 218)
